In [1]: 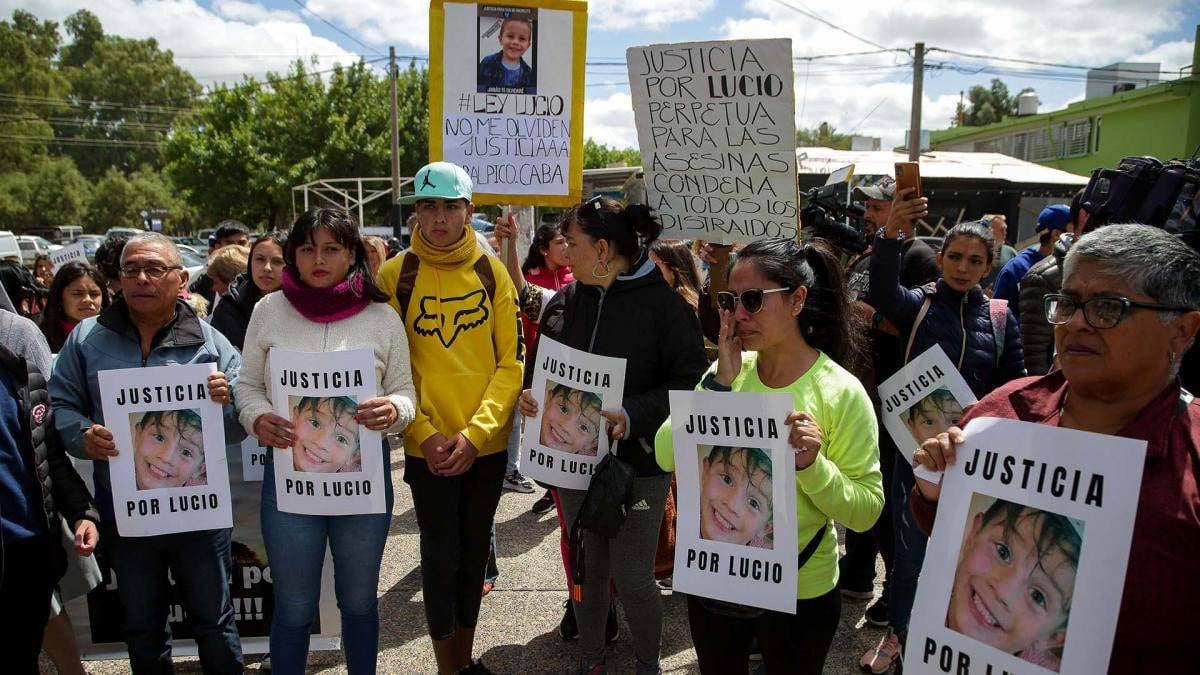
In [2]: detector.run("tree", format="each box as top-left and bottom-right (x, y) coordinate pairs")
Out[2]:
(583, 139), (641, 169)
(953, 78), (1035, 127)
(166, 59), (428, 228)
(796, 122), (852, 149)
(0, 10), (70, 171)
(86, 167), (196, 234)
(24, 157), (91, 227)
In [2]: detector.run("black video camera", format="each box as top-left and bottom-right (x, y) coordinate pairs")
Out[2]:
(1082, 155), (1200, 247)
(801, 182), (870, 255)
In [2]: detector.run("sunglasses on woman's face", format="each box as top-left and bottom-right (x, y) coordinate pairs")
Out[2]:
(716, 287), (793, 314)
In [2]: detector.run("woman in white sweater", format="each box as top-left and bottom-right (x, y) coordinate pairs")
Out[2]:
(235, 207), (415, 675)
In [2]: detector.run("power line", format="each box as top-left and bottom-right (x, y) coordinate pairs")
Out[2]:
(289, 0), (384, 57)
(194, 56), (390, 98)
(926, 47), (1190, 77)
(764, 0), (896, 52)
(0, 134), (162, 148)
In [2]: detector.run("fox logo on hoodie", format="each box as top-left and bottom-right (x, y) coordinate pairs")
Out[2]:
(414, 290), (490, 348)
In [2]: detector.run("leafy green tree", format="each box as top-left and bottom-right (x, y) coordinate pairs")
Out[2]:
(796, 122), (852, 149)
(86, 167), (196, 234)
(0, 10), (70, 171)
(583, 139), (641, 169)
(24, 157), (90, 227)
(954, 78), (1035, 127)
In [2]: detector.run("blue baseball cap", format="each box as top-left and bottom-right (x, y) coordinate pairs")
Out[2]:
(399, 162), (473, 204)
(1036, 204), (1071, 233)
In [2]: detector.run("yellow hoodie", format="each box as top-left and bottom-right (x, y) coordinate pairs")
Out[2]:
(376, 227), (522, 457)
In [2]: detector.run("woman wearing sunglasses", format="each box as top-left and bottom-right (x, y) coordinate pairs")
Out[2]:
(864, 210), (1027, 672)
(652, 238), (883, 674)
(911, 224), (1200, 672)
(517, 196), (708, 675)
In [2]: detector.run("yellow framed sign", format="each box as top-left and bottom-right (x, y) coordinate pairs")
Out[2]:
(429, 0), (587, 206)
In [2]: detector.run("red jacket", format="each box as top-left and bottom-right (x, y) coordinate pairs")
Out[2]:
(522, 265), (572, 347)
(911, 371), (1200, 674)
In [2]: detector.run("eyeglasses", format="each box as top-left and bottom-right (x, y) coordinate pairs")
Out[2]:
(119, 265), (182, 280)
(1043, 293), (1194, 329)
(716, 287), (794, 314)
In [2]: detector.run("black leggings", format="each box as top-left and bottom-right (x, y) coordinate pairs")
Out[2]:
(686, 588), (842, 675)
(404, 451), (506, 640)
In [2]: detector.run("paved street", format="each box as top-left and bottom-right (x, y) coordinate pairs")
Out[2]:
(70, 458), (887, 674)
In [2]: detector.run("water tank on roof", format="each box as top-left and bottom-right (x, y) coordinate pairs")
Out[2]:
(1017, 91), (1039, 116)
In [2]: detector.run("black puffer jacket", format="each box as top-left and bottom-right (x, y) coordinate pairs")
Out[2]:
(209, 273), (262, 351)
(0, 343), (99, 586)
(1018, 235), (1072, 376)
(870, 234), (1026, 398)
(530, 253), (709, 477)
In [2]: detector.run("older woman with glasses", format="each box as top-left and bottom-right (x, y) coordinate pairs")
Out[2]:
(912, 223), (1200, 673)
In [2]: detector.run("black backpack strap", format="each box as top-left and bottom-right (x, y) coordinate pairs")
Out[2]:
(392, 253), (421, 323)
(473, 255), (497, 306)
(797, 522), (829, 569)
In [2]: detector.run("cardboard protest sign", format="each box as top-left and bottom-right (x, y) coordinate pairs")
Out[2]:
(67, 451), (341, 658)
(269, 347), (386, 515)
(50, 241), (87, 271)
(240, 436), (269, 481)
(628, 39), (799, 244)
(521, 337), (625, 489)
(99, 363), (232, 536)
(429, 0), (587, 206)
(905, 417), (1145, 675)
(669, 390), (798, 613)
(878, 345), (978, 472)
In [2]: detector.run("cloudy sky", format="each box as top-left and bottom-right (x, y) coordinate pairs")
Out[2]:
(6, 0), (1198, 150)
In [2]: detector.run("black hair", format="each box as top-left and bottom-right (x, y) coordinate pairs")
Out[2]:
(33, 253), (52, 276)
(704, 445), (774, 513)
(730, 238), (865, 371)
(902, 388), (961, 426)
(284, 207), (389, 303)
(94, 234), (129, 283)
(561, 196), (662, 261)
(215, 219), (250, 243)
(547, 382), (602, 417)
(1069, 188), (1086, 230)
(293, 395), (358, 421)
(978, 498), (1082, 611)
(942, 221), (997, 264)
(650, 239), (703, 312)
(522, 224), (563, 274)
(248, 229), (288, 295)
(135, 408), (203, 437)
(39, 261), (110, 352)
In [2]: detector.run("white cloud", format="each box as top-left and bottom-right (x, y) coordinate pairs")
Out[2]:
(1129, 39), (1195, 77)
(583, 90), (637, 148)
(586, 0), (717, 30)
(2, 0), (367, 87)
(304, 0), (427, 50)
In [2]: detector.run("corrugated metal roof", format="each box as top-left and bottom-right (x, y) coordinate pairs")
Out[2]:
(794, 147), (1090, 185)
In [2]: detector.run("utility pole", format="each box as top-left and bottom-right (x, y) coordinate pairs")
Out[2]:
(908, 42), (924, 162)
(389, 46), (402, 237)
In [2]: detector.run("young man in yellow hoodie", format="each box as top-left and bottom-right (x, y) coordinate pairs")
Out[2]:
(376, 162), (522, 675)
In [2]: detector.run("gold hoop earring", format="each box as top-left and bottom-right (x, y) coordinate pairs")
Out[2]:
(592, 260), (611, 279)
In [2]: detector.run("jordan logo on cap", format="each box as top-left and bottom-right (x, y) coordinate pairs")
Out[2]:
(420, 172), (437, 191)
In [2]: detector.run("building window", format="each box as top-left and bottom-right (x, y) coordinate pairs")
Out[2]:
(1064, 119), (1091, 157)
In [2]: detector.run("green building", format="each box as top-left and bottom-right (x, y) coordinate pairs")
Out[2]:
(929, 27), (1200, 174)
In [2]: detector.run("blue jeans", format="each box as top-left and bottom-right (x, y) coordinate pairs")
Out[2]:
(261, 454), (394, 675)
(505, 414), (521, 474)
(101, 523), (243, 675)
(888, 454), (928, 635)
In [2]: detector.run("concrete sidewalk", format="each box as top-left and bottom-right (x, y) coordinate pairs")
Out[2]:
(73, 459), (889, 674)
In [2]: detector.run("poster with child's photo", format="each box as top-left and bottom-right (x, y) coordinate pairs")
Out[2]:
(879, 345), (977, 483)
(670, 390), (798, 614)
(904, 417), (1146, 675)
(522, 337), (625, 490)
(270, 347), (386, 516)
(477, 5), (537, 94)
(100, 363), (233, 536)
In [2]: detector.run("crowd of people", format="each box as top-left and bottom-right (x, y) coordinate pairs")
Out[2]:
(0, 157), (1197, 675)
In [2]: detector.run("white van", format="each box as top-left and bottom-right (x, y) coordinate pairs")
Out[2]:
(0, 231), (21, 263)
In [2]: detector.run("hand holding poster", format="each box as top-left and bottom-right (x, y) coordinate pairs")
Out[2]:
(878, 345), (978, 482)
(521, 337), (626, 489)
(904, 417), (1146, 674)
(430, 0), (587, 206)
(627, 38), (799, 244)
(669, 390), (798, 613)
(99, 363), (233, 536)
(270, 347), (387, 515)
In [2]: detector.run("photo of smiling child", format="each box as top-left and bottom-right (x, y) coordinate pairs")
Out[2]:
(539, 380), (601, 457)
(477, 5), (536, 94)
(946, 493), (1084, 673)
(903, 387), (965, 450)
(288, 395), (362, 474)
(129, 409), (206, 490)
(696, 444), (774, 550)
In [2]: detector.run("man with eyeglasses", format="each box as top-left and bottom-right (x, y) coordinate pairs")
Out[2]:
(49, 232), (246, 674)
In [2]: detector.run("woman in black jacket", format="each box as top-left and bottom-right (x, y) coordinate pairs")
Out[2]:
(210, 230), (286, 350)
(518, 196), (708, 675)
